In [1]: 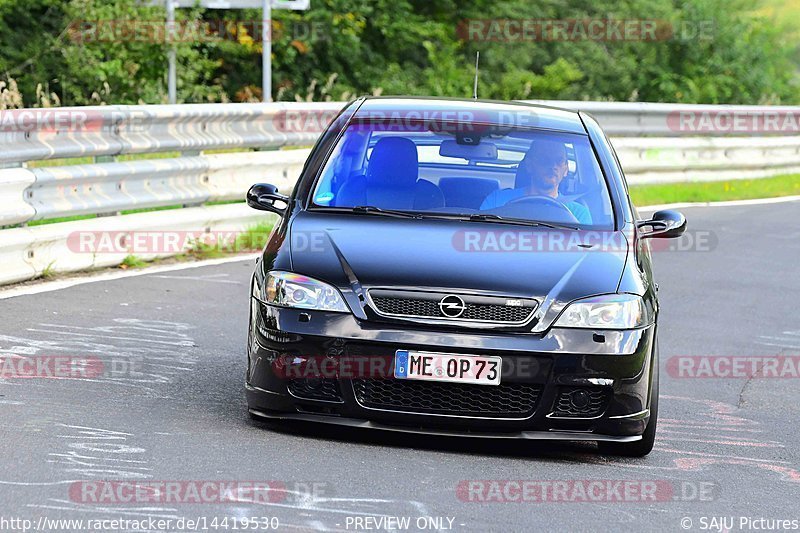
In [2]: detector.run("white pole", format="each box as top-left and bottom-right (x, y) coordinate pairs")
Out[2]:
(262, 0), (272, 102)
(167, 0), (177, 104)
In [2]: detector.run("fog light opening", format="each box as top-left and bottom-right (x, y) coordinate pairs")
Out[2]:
(570, 390), (591, 410)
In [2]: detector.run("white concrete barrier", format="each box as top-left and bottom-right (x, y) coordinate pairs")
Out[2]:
(0, 203), (274, 285)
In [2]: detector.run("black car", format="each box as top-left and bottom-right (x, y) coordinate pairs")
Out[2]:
(245, 97), (686, 456)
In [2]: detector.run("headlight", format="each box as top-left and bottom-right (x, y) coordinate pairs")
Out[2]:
(554, 294), (651, 329)
(256, 271), (350, 313)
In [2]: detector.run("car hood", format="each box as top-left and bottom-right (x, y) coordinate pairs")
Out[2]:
(288, 212), (629, 326)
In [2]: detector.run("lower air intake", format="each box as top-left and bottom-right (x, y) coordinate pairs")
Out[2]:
(353, 379), (541, 418)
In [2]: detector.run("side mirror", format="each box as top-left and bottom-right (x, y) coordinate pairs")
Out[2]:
(247, 183), (288, 215)
(636, 209), (687, 239)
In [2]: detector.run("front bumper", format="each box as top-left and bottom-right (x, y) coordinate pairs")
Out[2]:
(246, 299), (656, 440)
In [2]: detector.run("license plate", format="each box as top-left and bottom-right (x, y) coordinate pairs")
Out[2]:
(394, 350), (501, 386)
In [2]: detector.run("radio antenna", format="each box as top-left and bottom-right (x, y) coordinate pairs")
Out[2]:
(472, 51), (480, 99)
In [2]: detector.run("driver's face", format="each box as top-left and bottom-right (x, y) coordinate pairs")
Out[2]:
(524, 150), (568, 191)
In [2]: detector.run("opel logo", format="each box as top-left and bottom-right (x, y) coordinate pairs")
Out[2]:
(438, 295), (466, 318)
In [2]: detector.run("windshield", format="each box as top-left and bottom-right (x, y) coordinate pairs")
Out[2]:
(310, 120), (615, 229)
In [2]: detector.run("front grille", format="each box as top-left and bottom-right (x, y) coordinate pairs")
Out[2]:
(288, 378), (342, 402)
(353, 379), (542, 418)
(372, 297), (439, 317)
(550, 387), (610, 418)
(370, 291), (536, 324)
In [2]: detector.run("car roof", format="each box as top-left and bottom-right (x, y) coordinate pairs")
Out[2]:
(355, 96), (587, 135)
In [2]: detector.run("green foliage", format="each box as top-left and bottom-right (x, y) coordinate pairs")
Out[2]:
(629, 173), (800, 206)
(234, 221), (276, 252)
(181, 220), (275, 259)
(0, 0), (796, 105)
(490, 59), (584, 101)
(40, 260), (57, 279)
(0, 0), (224, 105)
(256, 0), (798, 104)
(120, 255), (147, 268)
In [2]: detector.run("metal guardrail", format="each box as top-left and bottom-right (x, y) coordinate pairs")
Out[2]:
(611, 136), (800, 183)
(0, 102), (342, 226)
(525, 100), (800, 182)
(22, 150), (306, 223)
(0, 102), (340, 166)
(524, 100), (800, 137)
(0, 99), (798, 286)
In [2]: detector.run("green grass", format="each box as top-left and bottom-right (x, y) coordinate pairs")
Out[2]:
(25, 148), (265, 169)
(28, 214), (97, 227)
(26, 204), (185, 227)
(183, 220), (276, 260)
(234, 221), (275, 252)
(98, 221), (275, 275)
(23, 201), (241, 228)
(27, 151), (183, 168)
(120, 255), (148, 268)
(629, 173), (800, 206)
(117, 221), (275, 266)
(121, 204), (185, 215)
(40, 261), (57, 279)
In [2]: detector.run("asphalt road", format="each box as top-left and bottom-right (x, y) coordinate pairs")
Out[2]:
(0, 199), (798, 533)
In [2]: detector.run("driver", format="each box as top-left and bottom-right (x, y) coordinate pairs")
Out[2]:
(479, 140), (592, 224)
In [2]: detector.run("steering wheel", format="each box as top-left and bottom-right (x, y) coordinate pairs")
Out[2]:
(493, 195), (580, 224)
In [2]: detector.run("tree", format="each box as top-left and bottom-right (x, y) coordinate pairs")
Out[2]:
(0, 0), (796, 106)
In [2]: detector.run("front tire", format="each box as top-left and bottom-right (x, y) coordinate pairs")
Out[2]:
(598, 345), (659, 457)
(597, 386), (657, 457)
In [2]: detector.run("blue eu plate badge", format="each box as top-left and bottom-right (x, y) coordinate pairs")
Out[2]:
(394, 350), (409, 379)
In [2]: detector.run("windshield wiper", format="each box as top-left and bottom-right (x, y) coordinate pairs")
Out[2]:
(347, 205), (424, 219)
(312, 206), (578, 229)
(315, 205), (459, 221)
(466, 213), (579, 231)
